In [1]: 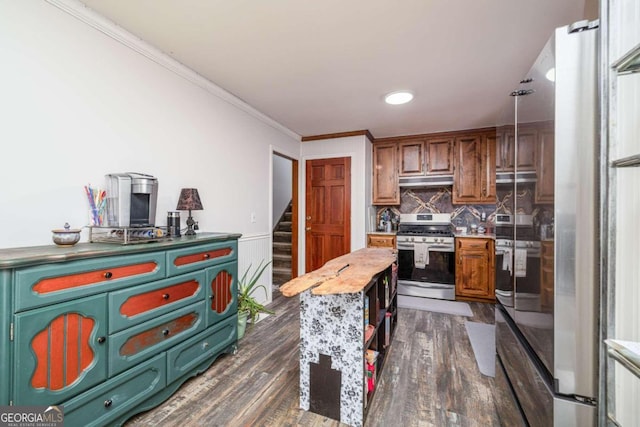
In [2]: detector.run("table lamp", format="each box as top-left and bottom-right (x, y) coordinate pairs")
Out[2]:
(176, 188), (203, 236)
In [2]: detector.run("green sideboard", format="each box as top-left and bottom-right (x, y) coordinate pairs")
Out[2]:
(0, 232), (241, 426)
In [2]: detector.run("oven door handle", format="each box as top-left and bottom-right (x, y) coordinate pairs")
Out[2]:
(397, 244), (454, 252)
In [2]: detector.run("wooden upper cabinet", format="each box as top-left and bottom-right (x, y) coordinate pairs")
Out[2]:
(498, 125), (536, 172)
(425, 137), (454, 175)
(398, 140), (424, 176)
(535, 126), (555, 203)
(373, 142), (399, 205)
(453, 132), (495, 204)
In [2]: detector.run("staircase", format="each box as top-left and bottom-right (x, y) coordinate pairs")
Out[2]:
(272, 202), (293, 286)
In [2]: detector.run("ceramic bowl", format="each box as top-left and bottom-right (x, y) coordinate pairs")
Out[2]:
(52, 223), (81, 247)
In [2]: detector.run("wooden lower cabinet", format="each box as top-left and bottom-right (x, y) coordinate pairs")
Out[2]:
(367, 233), (396, 248)
(2, 234), (239, 425)
(455, 237), (495, 301)
(540, 241), (554, 310)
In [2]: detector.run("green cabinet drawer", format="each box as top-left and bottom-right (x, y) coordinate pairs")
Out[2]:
(109, 301), (205, 377)
(109, 271), (206, 334)
(167, 314), (237, 384)
(15, 252), (166, 312)
(63, 353), (166, 427)
(14, 294), (108, 406)
(205, 261), (238, 327)
(166, 240), (237, 276)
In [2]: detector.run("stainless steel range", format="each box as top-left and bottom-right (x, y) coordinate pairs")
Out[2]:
(395, 213), (456, 302)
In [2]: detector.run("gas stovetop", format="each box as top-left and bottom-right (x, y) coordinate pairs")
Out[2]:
(397, 213), (453, 239)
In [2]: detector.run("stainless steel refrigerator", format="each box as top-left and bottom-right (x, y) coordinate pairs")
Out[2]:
(494, 20), (600, 426)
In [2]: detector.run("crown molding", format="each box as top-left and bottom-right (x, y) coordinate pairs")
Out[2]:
(45, 0), (301, 142)
(302, 130), (374, 142)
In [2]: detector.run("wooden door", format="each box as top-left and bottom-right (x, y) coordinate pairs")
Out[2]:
(305, 157), (351, 272)
(372, 143), (399, 205)
(455, 238), (495, 301)
(425, 137), (454, 175)
(482, 133), (497, 202)
(453, 135), (483, 203)
(398, 140), (424, 176)
(535, 127), (555, 203)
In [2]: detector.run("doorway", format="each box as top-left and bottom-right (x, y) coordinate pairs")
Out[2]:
(272, 153), (298, 286)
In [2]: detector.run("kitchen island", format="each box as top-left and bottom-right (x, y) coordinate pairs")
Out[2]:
(281, 248), (397, 427)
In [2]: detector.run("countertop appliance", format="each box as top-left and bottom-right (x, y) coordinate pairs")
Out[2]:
(494, 21), (599, 426)
(105, 172), (158, 227)
(396, 213), (456, 303)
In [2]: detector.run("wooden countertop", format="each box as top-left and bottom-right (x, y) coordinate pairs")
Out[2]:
(280, 247), (396, 297)
(0, 232), (241, 269)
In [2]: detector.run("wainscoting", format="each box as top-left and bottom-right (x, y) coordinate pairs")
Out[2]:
(238, 233), (272, 305)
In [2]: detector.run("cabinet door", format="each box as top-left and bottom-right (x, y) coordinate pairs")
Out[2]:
(398, 140), (424, 176)
(455, 238), (495, 300)
(109, 271), (206, 333)
(516, 126), (537, 171)
(372, 142), (399, 205)
(14, 294), (108, 405)
(453, 135), (483, 203)
(495, 130), (507, 172)
(482, 133), (497, 202)
(205, 261), (238, 327)
(535, 127), (555, 203)
(109, 301), (205, 376)
(15, 252), (165, 312)
(166, 240), (237, 276)
(425, 137), (454, 175)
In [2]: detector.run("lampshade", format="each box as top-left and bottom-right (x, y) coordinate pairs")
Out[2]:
(176, 188), (203, 211)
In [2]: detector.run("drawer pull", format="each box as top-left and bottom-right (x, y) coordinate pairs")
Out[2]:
(203, 253), (210, 259)
(104, 399), (113, 408)
(162, 293), (170, 300)
(97, 336), (106, 344)
(162, 329), (170, 336)
(202, 342), (209, 349)
(104, 271), (113, 279)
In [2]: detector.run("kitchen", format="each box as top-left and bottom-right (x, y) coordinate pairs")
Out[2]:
(1, 0), (638, 426)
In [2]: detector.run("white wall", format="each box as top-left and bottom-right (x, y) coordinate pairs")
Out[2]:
(272, 154), (292, 225)
(0, 1), (300, 249)
(299, 134), (372, 274)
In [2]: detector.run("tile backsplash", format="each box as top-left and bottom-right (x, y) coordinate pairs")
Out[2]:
(374, 184), (552, 232)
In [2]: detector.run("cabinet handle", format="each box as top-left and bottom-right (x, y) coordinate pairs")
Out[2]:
(162, 329), (170, 336)
(203, 253), (210, 259)
(202, 342), (209, 349)
(104, 271), (113, 279)
(210, 292), (215, 300)
(162, 293), (170, 300)
(104, 399), (113, 408)
(306, 227), (311, 231)
(97, 336), (106, 344)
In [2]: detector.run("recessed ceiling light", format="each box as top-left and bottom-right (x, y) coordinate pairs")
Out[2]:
(385, 91), (414, 105)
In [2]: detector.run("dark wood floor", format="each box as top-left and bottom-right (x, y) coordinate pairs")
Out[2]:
(126, 291), (499, 427)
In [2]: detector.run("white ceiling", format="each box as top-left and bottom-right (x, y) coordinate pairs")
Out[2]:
(79, 0), (592, 139)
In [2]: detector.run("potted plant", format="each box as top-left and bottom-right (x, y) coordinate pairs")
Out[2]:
(237, 260), (274, 339)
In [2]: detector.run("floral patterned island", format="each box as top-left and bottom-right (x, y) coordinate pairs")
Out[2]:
(280, 248), (397, 427)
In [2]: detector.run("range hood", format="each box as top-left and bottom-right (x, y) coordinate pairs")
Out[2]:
(399, 174), (454, 187)
(495, 171), (537, 184)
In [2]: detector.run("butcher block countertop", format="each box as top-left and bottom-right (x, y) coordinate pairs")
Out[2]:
(280, 247), (396, 297)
